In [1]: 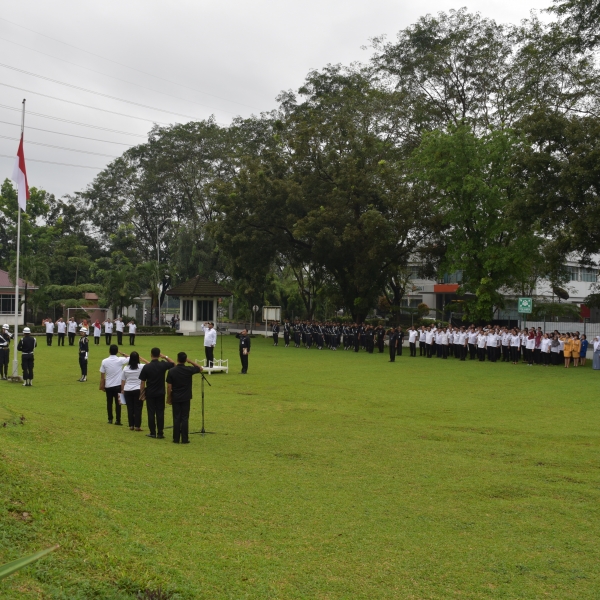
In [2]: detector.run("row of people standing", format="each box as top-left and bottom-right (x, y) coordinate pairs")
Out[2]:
(42, 317), (137, 346)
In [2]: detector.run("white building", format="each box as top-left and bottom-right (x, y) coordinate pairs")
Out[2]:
(0, 269), (35, 326)
(166, 276), (231, 336)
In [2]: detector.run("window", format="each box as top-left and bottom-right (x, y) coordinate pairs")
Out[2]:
(182, 300), (193, 321)
(196, 300), (214, 321)
(565, 266), (579, 281)
(0, 295), (15, 314)
(580, 268), (598, 283)
(440, 271), (463, 284)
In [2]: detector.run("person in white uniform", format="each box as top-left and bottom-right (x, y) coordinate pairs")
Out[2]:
(44, 318), (55, 346)
(56, 318), (66, 346)
(67, 317), (78, 346)
(103, 318), (114, 345)
(203, 321), (217, 367)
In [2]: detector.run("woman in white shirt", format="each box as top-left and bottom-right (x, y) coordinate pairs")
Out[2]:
(510, 329), (521, 364)
(121, 351), (149, 431)
(540, 334), (551, 366)
(93, 320), (102, 345)
(127, 320), (137, 346)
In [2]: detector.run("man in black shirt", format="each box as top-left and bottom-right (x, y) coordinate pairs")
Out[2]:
(166, 352), (202, 444)
(388, 328), (398, 363)
(17, 327), (37, 386)
(236, 329), (251, 374)
(139, 347), (175, 439)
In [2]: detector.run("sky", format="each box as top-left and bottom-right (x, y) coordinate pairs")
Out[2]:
(0, 0), (551, 198)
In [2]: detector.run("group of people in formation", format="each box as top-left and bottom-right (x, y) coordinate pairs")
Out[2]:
(41, 317), (138, 347)
(270, 320), (597, 369)
(99, 345), (202, 444)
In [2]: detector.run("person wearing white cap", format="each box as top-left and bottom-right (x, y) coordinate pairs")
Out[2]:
(0, 324), (13, 379)
(17, 327), (37, 386)
(78, 327), (89, 382)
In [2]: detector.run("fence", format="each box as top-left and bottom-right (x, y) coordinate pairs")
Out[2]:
(521, 320), (600, 337)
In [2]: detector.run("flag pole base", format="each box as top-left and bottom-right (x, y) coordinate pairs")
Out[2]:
(8, 376), (23, 383)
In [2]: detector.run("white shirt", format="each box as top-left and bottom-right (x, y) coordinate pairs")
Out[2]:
(203, 326), (217, 347)
(115, 320), (124, 332)
(541, 338), (551, 352)
(440, 332), (448, 345)
(68, 321), (77, 333)
(457, 332), (467, 345)
(419, 330), (426, 342)
(104, 322), (113, 334)
(45, 321), (54, 333)
(408, 330), (418, 343)
(122, 365), (143, 392)
(57, 322), (66, 334)
(425, 331), (434, 344)
(526, 337), (536, 350)
(510, 335), (520, 348)
(468, 332), (478, 344)
(477, 334), (487, 348)
(502, 333), (509, 346)
(128, 323), (137, 334)
(93, 325), (101, 337)
(487, 333), (497, 346)
(100, 355), (129, 388)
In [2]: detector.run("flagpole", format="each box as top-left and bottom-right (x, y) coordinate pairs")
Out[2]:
(11, 99), (25, 380)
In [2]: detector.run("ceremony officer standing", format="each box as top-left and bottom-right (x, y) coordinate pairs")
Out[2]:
(139, 347), (174, 439)
(115, 317), (124, 345)
(203, 322), (217, 367)
(166, 352), (202, 444)
(236, 329), (251, 374)
(44, 318), (54, 346)
(388, 328), (398, 362)
(78, 327), (89, 382)
(56, 318), (66, 346)
(127, 320), (137, 346)
(99, 344), (128, 425)
(17, 327), (37, 386)
(103, 318), (113, 345)
(67, 317), (77, 345)
(0, 324), (13, 379)
(283, 319), (291, 347)
(272, 321), (280, 346)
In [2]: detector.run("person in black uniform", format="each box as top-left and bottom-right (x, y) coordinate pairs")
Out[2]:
(78, 326), (89, 382)
(283, 319), (291, 347)
(305, 324), (313, 349)
(272, 321), (280, 346)
(388, 328), (398, 362)
(236, 329), (251, 374)
(140, 347), (175, 439)
(366, 326), (375, 353)
(354, 324), (360, 353)
(17, 327), (37, 386)
(0, 324), (13, 379)
(166, 352), (202, 444)
(376, 325), (385, 353)
(293, 322), (301, 348)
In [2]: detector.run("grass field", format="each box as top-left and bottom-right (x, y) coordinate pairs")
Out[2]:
(1, 335), (599, 599)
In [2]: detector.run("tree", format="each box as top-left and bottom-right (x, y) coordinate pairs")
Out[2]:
(412, 124), (544, 320)
(550, 0), (600, 49)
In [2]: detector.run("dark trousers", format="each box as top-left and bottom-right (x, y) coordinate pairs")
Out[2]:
(129, 334), (135, 345)
(21, 354), (34, 380)
(68, 332), (75, 345)
(389, 347), (396, 362)
(534, 349), (541, 364)
(105, 386), (121, 423)
(510, 346), (519, 363)
(543, 352), (550, 365)
(79, 354), (88, 376)
(409, 342), (416, 357)
(205, 346), (214, 367)
(172, 400), (191, 443)
(94, 336), (100, 345)
(58, 333), (65, 346)
(398, 341), (403, 356)
(502, 346), (509, 361)
(125, 389), (142, 428)
(454, 344), (461, 359)
(478, 347), (485, 361)
(426, 343), (433, 358)
(284, 332), (290, 346)
(46, 333), (53, 346)
(117, 331), (123, 345)
(551, 352), (559, 365)
(240, 351), (249, 373)
(273, 333), (279, 346)
(442, 345), (448, 359)
(378, 339), (384, 353)
(419, 341), (425, 356)
(469, 343), (476, 360)
(105, 333), (112, 345)
(146, 395), (165, 436)
(0, 348), (8, 377)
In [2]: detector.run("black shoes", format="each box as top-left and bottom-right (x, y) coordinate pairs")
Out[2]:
(181, 440), (190, 444)
(114, 422), (123, 426)
(157, 435), (165, 439)
(146, 434), (156, 438)
(108, 420), (113, 424)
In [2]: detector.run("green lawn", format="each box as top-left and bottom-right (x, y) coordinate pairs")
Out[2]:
(1, 336), (599, 599)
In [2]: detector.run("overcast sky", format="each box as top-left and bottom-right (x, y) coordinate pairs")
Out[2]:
(0, 0), (551, 198)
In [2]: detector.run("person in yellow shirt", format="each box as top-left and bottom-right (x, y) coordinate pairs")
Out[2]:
(572, 334), (581, 367)
(563, 333), (573, 368)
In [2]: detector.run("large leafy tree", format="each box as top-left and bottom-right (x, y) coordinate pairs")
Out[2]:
(412, 124), (545, 320)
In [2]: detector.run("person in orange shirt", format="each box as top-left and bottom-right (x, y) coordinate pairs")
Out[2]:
(563, 333), (573, 368)
(572, 334), (581, 367)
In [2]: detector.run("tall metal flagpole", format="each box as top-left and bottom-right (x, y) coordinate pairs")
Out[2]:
(11, 99), (25, 380)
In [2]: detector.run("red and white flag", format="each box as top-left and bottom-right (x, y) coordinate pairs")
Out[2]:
(11, 134), (29, 212)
